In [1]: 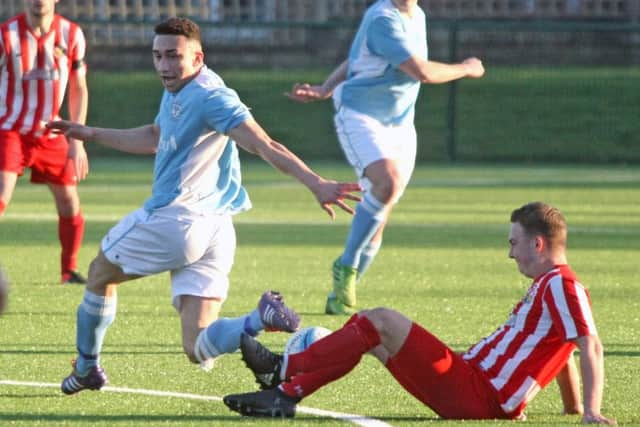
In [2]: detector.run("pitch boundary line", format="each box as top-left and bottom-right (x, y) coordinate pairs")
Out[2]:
(0, 379), (393, 427)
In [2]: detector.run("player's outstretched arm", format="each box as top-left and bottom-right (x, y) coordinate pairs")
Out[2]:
(573, 335), (616, 425)
(286, 60), (348, 103)
(228, 119), (361, 218)
(47, 121), (160, 155)
(399, 56), (485, 84)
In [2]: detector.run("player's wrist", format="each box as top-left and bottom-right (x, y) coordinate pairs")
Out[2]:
(318, 84), (332, 99)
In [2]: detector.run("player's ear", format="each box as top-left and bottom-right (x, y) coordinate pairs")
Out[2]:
(194, 50), (204, 67)
(534, 236), (545, 253)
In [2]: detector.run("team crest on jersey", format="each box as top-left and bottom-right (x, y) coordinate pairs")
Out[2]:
(54, 45), (67, 59)
(171, 102), (183, 119)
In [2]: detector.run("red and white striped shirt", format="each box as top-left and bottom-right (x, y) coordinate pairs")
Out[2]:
(463, 265), (597, 416)
(0, 13), (86, 137)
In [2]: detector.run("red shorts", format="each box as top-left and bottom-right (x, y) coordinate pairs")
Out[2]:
(385, 323), (514, 420)
(0, 130), (77, 186)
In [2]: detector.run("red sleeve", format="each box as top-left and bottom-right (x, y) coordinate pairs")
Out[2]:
(544, 275), (597, 340)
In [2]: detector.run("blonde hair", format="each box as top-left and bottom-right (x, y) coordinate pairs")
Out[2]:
(510, 202), (567, 249)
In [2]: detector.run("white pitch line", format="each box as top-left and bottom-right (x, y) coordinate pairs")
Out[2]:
(0, 379), (393, 427)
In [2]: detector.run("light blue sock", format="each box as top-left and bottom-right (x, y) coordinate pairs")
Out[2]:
(75, 291), (117, 375)
(357, 241), (382, 281)
(200, 310), (263, 355)
(340, 193), (386, 268)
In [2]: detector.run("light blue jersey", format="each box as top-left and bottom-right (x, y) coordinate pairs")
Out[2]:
(335, 0), (428, 125)
(144, 66), (253, 214)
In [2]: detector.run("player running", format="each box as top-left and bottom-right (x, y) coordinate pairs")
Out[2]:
(47, 17), (361, 394)
(286, 0), (485, 314)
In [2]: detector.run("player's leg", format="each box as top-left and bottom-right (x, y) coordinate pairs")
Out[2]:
(178, 295), (222, 368)
(181, 291), (300, 367)
(224, 309), (394, 417)
(354, 122), (416, 282)
(0, 130), (26, 216)
(48, 183), (86, 284)
(327, 159), (401, 314)
(327, 110), (388, 314)
(356, 229), (383, 281)
(383, 321), (507, 419)
(30, 133), (86, 283)
(61, 250), (134, 394)
(177, 215), (300, 368)
(0, 264), (9, 314)
(0, 171), (18, 216)
(328, 109), (415, 314)
(61, 207), (171, 395)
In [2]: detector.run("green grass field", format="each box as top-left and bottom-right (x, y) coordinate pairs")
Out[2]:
(1, 158), (639, 426)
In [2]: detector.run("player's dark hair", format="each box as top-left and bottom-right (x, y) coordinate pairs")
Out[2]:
(511, 202), (567, 249)
(154, 17), (201, 43)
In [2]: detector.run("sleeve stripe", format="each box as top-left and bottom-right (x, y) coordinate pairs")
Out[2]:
(549, 278), (578, 338)
(549, 276), (597, 339)
(575, 285), (598, 335)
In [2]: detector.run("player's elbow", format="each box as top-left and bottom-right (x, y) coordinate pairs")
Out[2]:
(415, 72), (437, 84)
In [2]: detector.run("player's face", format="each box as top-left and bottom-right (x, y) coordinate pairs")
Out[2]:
(152, 35), (203, 93)
(508, 222), (540, 278)
(25, 0), (58, 19)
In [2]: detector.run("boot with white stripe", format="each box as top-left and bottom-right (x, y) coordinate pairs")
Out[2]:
(258, 291), (300, 333)
(61, 360), (108, 395)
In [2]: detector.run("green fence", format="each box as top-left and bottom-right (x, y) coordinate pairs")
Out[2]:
(3, 16), (637, 163)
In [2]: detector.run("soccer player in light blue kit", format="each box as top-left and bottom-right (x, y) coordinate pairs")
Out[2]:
(288, 0), (485, 314)
(47, 17), (361, 394)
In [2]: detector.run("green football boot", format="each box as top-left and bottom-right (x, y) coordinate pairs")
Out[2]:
(325, 258), (357, 315)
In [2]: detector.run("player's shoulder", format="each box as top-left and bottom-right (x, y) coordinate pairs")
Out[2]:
(1, 13), (23, 30)
(542, 265), (584, 293)
(193, 67), (228, 92)
(54, 14), (84, 32)
(193, 67), (243, 103)
(366, 1), (397, 20)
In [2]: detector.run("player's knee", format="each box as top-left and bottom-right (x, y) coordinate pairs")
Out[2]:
(364, 307), (404, 336)
(56, 192), (78, 210)
(372, 178), (403, 205)
(87, 254), (117, 292)
(362, 307), (392, 332)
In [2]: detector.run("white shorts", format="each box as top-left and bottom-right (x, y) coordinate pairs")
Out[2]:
(101, 205), (236, 309)
(333, 106), (417, 195)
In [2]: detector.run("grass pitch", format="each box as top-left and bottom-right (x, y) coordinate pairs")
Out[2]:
(0, 158), (639, 426)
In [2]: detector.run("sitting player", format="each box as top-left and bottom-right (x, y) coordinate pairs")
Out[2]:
(224, 202), (616, 425)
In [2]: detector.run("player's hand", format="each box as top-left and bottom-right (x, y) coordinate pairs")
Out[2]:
(46, 120), (94, 141)
(461, 57), (485, 79)
(285, 83), (331, 103)
(67, 139), (90, 181)
(582, 413), (617, 425)
(313, 181), (362, 219)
